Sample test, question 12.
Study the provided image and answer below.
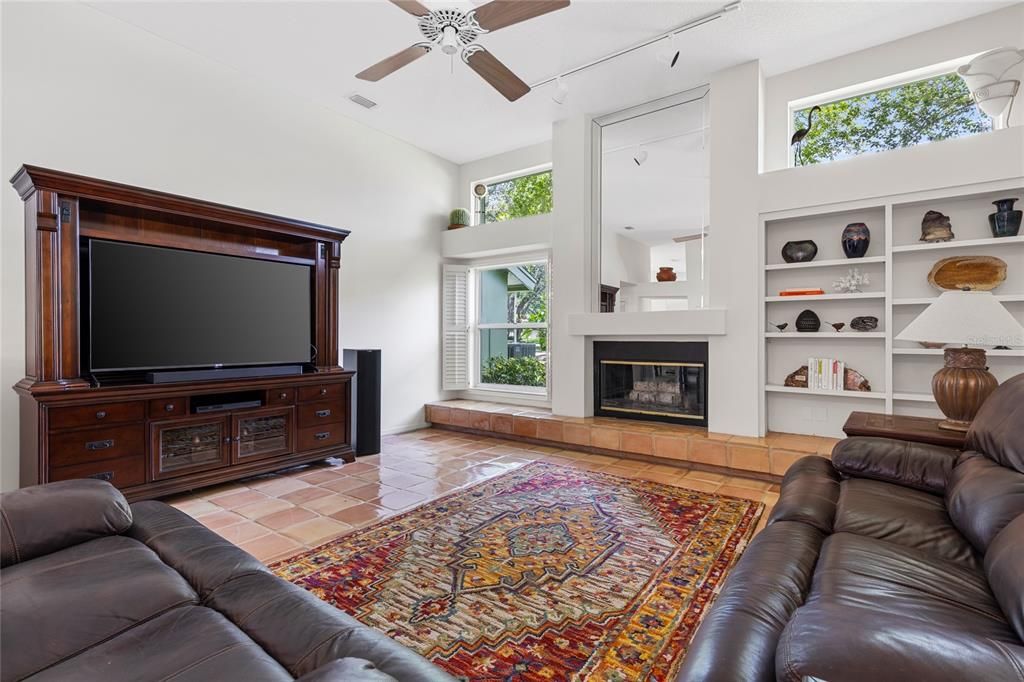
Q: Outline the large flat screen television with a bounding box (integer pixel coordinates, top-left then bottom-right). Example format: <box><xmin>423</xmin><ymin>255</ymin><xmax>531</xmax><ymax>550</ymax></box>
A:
<box><xmin>87</xmin><ymin>240</ymin><xmax>312</xmax><ymax>373</ymax></box>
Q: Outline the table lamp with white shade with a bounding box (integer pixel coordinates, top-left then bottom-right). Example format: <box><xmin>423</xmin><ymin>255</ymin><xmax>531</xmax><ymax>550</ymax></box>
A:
<box><xmin>896</xmin><ymin>290</ymin><xmax>1024</xmax><ymax>432</ymax></box>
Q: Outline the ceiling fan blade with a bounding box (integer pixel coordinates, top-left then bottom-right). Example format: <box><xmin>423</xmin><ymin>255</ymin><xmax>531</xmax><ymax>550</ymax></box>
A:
<box><xmin>464</xmin><ymin>47</ymin><xmax>530</xmax><ymax>102</ymax></box>
<box><xmin>356</xmin><ymin>44</ymin><xmax>431</xmax><ymax>82</ymax></box>
<box><xmin>472</xmin><ymin>0</ymin><xmax>570</xmax><ymax>32</ymax></box>
<box><xmin>389</xmin><ymin>0</ymin><xmax>431</xmax><ymax>17</ymax></box>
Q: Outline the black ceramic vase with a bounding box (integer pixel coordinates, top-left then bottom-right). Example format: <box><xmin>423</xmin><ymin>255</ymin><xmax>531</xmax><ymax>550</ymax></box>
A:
<box><xmin>796</xmin><ymin>309</ymin><xmax>820</xmax><ymax>333</ymax></box>
<box><xmin>781</xmin><ymin>240</ymin><xmax>818</xmax><ymax>263</ymax></box>
<box><xmin>989</xmin><ymin>198</ymin><xmax>1022</xmax><ymax>238</ymax></box>
<box><xmin>841</xmin><ymin>222</ymin><xmax>870</xmax><ymax>258</ymax></box>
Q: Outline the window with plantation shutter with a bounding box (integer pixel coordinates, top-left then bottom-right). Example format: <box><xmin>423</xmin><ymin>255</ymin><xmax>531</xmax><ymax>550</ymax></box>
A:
<box><xmin>442</xmin><ymin>264</ymin><xmax>470</xmax><ymax>390</ymax></box>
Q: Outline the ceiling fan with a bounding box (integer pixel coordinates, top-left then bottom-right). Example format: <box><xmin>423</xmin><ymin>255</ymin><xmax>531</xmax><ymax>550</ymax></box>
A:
<box><xmin>356</xmin><ymin>0</ymin><xmax>570</xmax><ymax>102</ymax></box>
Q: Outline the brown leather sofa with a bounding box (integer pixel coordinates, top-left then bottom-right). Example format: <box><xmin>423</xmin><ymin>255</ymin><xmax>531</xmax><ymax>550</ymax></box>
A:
<box><xmin>678</xmin><ymin>373</ymin><xmax>1024</xmax><ymax>682</ymax></box>
<box><xmin>0</xmin><ymin>481</ymin><xmax>455</xmax><ymax>682</ymax></box>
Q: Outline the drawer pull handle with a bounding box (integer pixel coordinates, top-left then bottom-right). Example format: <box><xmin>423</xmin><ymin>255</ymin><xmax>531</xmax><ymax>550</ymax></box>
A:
<box><xmin>279</xmin><ymin>392</ymin><xmax>288</xmax><ymax>400</ymax></box>
<box><xmin>314</xmin><ymin>431</ymin><xmax>330</xmax><ymax>441</ymax></box>
<box><xmin>164</xmin><ymin>403</ymin><xmax>176</xmax><ymax>412</ymax></box>
<box><xmin>316</xmin><ymin>409</ymin><xmax>331</xmax><ymax>418</ymax></box>
<box><xmin>88</xmin><ymin>471</ymin><xmax>114</xmax><ymax>482</ymax></box>
<box><xmin>96</xmin><ymin>411</ymin><xmax>107</xmax><ymax>419</ymax></box>
<box><xmin>86</xmin><ymin>439</ymin><xmax>114</xmax><ymax>451</ymax></box>
<box><xmin>320</xmin><ymin>388</ymin><xmax>328</xmax><ymax>395</ymax></box>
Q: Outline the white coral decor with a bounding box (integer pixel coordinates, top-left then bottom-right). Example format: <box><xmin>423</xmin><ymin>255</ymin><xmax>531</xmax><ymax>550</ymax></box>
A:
<box><xmin>833</xmin><ymin>268</ymin><xmax>870</xmax><ymax>294</ymax></box>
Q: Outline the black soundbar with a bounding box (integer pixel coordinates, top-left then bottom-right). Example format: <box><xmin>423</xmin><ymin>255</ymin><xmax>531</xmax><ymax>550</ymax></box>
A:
<box><xmin>196</xmin><ymin>399</ymin><xmax>263</xmax><ymax>413</ymax></box>
<box><xmin>146</xmin><ymin>364</ymin><xmax>303</xmax><ymax>384</ymax></box>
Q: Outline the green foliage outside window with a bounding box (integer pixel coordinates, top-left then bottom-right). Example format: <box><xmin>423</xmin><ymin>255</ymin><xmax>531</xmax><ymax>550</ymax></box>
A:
<box><xmin>508</xmin><ymin>263</ymin><xmax>547</xmax><ymax>352</ymax></box>
<box><xmin>482</xmin><ymin>170</ymin><xmax>553</xmax><ymax>223</ymax></box>
<box><xmin>793</xmin><ymin>73</ymin><xmax>991</xmax><ymax>166</ymax></box>
<box><xmin>480</xmin><ymin>356</ymin><xmax>546</xmax><ymax>387</ymax></box>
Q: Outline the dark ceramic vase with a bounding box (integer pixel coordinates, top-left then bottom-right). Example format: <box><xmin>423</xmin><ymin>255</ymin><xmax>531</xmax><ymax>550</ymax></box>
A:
<box><xmin>796</xmin><ymin>309</ymin><xmax>820</xmax><ymax>333</ymax></box>
<box><xmin>781</xmin><ymin>240</ymin><xmax>818</xmax><ymax>263</ymax></box>
<box><xmin>841</xmin><ymin>222</ymin><xmax>870</xmax><ymax>258</ymax></box>
<box><xmin>989</xmin><ymin>198</ymin><xmax>1022</xmax><ymax>238</ymax></box>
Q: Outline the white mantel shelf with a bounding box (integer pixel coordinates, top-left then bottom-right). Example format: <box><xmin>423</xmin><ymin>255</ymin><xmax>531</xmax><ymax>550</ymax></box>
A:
<box><xmin>568</xmin><ymin>309</ymin><xmax>726</xmax><ymax>337</ymax></box>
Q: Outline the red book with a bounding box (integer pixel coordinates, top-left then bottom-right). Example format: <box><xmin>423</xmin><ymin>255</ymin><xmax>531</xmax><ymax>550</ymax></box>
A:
<box><xmin>778</xmin><ymin>288</ymin><xmax>825</xmax><ymax>296</ymax></box>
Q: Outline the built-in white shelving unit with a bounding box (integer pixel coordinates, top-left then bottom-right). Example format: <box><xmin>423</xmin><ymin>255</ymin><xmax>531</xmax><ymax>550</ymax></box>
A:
<box><xmin>759</xmin><ymin>178</ymin><xmax>1024</xmax><ymax>437</ymax></box>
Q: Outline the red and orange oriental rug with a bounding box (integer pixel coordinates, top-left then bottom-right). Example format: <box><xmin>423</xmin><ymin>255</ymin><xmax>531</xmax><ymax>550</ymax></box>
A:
<box><xmin>272</xmin><ymin>462</ymin><xmax>763</xmax><ymax>681</ymax></box>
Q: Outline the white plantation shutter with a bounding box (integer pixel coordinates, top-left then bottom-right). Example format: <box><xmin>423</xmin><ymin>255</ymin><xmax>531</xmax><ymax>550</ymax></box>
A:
<box><xmin>442</xmin><ymin>264</ymin><xmax>470</xmax><ymax>390</ymax></box>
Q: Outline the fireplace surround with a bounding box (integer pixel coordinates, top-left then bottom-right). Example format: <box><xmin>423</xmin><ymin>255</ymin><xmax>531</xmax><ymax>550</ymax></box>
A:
<box><xmin>593</xmin><ymin>342</ymin><xmax>708</xmax><ymax>427</ymax></box>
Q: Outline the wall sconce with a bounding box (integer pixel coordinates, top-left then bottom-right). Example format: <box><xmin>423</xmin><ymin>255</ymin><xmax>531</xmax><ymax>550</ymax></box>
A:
<box><xmin>957</xmin><ymin>47</ymin><xmax>1023</xmax><ymax>129</ymax></box>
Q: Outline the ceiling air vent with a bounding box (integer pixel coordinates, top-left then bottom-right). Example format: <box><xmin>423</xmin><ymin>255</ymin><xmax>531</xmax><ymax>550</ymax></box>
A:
<box><xmin>348</xmin><ymin>94</ymin><xmax>377</xmax><ymax>109</ymax></box>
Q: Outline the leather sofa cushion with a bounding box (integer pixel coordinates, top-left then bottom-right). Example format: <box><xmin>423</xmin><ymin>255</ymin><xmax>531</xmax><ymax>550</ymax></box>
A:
<box><xmin>127</xmin><ymin>501</ymin><xmax>269</xmax><ymax>601</ymax></box>
<box><xmin>295</xmin><ymin>658</ymin><xmax>400</xmax><ymax>682</ymax></box>
<box><xmin>676</xmin><ymin>521</ymin><xmax>824</xmax><ymax>682</ymax></box>
<box><xmin>0</xmin><ymin>535</ymin><xmax>198</xmax><ymax>680</ymax></box>
<box><xmin>802</xmin><ymin>532</ymin><xmax>1014</xmax><ymax>641</ymax></box>
<box><xmin>775</xmin><ymin>532</ymin><xmax>1024</xmax><ymax>681</ymax></box>
<box><xmin>1</xmin><ymin>479</ymin><xmax>132</xmax><ymax>568</ymax></box>
<box><xmin>776</xmin><ymin>601</ymin><xmax>1024</xmax><ymax>682</ymax></box>
<box><xmin>946</xmin><ymin>451</ymin><xmax>1024</xmax><ymax>553</ymax></box>
<box><xmin>206</xmin><ymin>569</ymin><xmax>454</xmax><ymax>681</ymax></box>
<box><xmin>834</xmin><ymin>478</ymin><xmax>977</xmax><ymax>567</ymax></box>
<box><xmin>986</xmin><ymin>514</ymin><xmax>1024</xmax><ymax>642</ymax></box>
<box><xmin>966</xmin><ymin>373</ymin><xmax>1024</xmax><ymax>474</ymax></box>
<box><xmin>28</xmin><ymin>606</ymin><xmax>293</xmax><ymax>681</ymax></box>
<box><xmin>831</xmin><ymin>437</ymin><xmax>957</xmax><ymax>495</ymax></box>
<box><xmin>767</xmin><ymin>456</ymin><xmax>840</xmax><ymax>533</ymax></box>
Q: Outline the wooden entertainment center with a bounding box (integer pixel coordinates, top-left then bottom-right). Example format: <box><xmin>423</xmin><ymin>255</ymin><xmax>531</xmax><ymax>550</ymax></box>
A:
<box><xmin>12</xmin><ymin>166</ymin><xmax>354</xmax><ymax>501</ymax></box>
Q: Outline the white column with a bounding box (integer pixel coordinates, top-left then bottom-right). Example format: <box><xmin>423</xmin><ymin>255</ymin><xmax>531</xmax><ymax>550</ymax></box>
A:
<box><xmin>550</xmin><ymin>115</ymin><xmax>595</xmax><ymax>417</ymax></box>
<box><xmin>707</xmin><ymin>60</ymin><xmax>764</xmax><ymax>436</ymax></box>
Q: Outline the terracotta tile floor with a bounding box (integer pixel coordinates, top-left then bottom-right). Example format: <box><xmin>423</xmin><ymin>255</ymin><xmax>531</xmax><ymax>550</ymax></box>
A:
<box><xmin>165</xmin><ymin>428</ymin><xmax>781</xmax><ymax>564</ymax></box>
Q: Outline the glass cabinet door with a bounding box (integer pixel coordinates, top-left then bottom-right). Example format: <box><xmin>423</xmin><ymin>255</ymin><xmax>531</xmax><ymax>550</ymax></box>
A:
<box><xmin>233</xmin><ymin>408</ymin><xmax>293</xmax><ymax>463</ymax></box>
<box><xmin>151</xmin><ymin>417</ymin><xmax>229</xmax><ymax>479</ymax></box>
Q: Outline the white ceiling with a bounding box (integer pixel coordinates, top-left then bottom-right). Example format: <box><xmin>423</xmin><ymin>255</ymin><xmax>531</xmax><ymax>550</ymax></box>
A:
<box><xmin>89</xmin><ymin>0</ymin><xmax>1009</xmax><ymax>164</ymax></box>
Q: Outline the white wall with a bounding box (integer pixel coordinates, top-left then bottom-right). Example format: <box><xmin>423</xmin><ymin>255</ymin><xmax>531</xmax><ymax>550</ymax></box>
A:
<box><xmin>763</xmin><ymin>4</ymin><xmax>1024</xmax><ymax>171</ymax></box>
<box><xmin>0</xmin><ymin>2</ymin><xmax>458</xmax><ymax>490</ymax></box>
<box><xmin>601</xmin><ymin>234</ymin><xmax>651</xmax><ymax>289</ymax></box>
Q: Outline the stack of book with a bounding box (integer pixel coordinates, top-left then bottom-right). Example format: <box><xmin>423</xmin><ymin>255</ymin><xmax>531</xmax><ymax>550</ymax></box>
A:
<box><xmin>778</xmin><ymin>287</ymin><xmax>825</xmax><ymax>296</ymax></box>
<box><xmin>807</xmin><ymin>357</ymin><xmax>845</xmax><ymax>391</ymax></box>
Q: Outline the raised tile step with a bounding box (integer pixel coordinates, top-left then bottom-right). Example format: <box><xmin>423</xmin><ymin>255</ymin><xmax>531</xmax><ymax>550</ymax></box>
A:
<box><xmin>424</xmin><ymin>400</ymin><xmax>839</xmax><ymax>479</ymax></box>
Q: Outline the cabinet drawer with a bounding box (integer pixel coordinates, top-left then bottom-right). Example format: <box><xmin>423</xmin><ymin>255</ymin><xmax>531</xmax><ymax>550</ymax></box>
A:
<box><xmin>297</xmin><ymin>400</ymin><xmax>345</xmax><ymax>428</ymax></box>
<box><xmin>149</xmin><ymin>398</ymin><xmax>186</xmax><ymax>418</ymax></box>
<box><xmin>268</xmin><ymin>388</ymin><xmax>296</xmax><ymax>406</ymax></box>
<box><xmin>49</xmin><ymin>401</ymin><xmax>144</xmax><ymax>430</ymax></box>
<box><xmin>50</xmin><ymin>455</ymin><xmax>145</xmax><ymax>488</ymax></box>
<box><xmin>297</xmin><ymin>383</ymin><xmax>344</xmax><ymax>403</ymax></box>
<box><xmin>49</xmin><ymin>424</ymin><xmax>146</xmax><ymax>467</ymax></box>
<box><xmin>297</xmin><ymin>424</ymin><xmax>346</xmax><ymax>451</ymax></box>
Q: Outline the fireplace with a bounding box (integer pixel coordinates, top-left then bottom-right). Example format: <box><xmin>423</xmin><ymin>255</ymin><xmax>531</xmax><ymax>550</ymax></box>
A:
<box><xmin>593</xmin><ymin>342</ymin><xmax>707</xmax><ymax>427</ymax></box>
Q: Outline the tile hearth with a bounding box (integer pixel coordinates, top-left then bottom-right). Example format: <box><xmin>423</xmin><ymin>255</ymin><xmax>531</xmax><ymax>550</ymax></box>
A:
<box><xmin>166</xmin><ymin>428</ymin><xmax>781</xmax><ymax>564</ymax></box>
<box><xmin>425</xmin><ymin>399</ymin><xmax>839</xmax><ymax>479</ymax></box>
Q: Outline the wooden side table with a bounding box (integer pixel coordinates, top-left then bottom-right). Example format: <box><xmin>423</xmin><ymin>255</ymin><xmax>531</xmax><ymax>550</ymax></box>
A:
<box><xmin>842</xmin><ymin>411</ymin><xmax>968</xmax><ymax>450</ymax></box>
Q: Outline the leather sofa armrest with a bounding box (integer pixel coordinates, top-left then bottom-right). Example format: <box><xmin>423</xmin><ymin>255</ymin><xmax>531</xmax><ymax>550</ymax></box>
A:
<box><xmin>767</xmin><ymin>456</ymin><xmax>840</xmax><ymax>534</ymax></box>
<box><xmin>0</xmin><ymin>479</ymin><xmax>132</xmax><ymax>567</ymax></box>
<box><xmin>831</xmin><ymin>437</ymin><xmax>958</xmax><ymax>495</ymax></box>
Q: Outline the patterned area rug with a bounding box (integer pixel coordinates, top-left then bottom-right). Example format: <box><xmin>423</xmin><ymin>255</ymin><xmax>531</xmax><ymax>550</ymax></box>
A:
<box><xmin>271</xmin><ymin>462</ymin><xmax>763</xmax><ymax>681</ymax></box>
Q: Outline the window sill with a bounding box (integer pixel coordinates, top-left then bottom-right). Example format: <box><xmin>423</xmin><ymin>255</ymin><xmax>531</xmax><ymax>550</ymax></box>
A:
<box><xmin>459</xmin><ymin>387</ymin><xmax>551</xmax><ymax>408</ymax></box>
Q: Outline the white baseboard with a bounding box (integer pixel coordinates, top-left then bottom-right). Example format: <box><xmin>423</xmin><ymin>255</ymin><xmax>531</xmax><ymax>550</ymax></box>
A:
<box><xmin>382</xmin><ymin>420</ymin><xmax>430</xmax><ymax>436</ymax></box>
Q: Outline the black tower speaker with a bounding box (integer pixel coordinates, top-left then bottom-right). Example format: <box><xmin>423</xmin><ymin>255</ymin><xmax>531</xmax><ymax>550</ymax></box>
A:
<box><xmin>343</xmin><ymin>349</ymin><xmax>381</xmax><ymax>456</ymax></box>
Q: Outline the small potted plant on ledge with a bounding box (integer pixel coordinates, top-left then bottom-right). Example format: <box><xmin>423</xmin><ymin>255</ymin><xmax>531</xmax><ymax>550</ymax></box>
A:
<box><xmin>448</xmin><ymin>208</ymin><xmax>470</xmax><ymax>230</ymax></box>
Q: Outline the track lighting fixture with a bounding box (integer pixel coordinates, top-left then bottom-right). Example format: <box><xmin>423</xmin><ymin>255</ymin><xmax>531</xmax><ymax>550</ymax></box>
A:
<box><xmin>552</xmin><ymin>75</ymin><xmax>569</xmax><ymax>104</ymax></box>
<box><xmin>633</xmin><ymin>145</ymin><xmax>648</xmax><ymax>166</ymax></box>
<box><xmin>658</xmin><ymin>34</ymin><xmax>680</xmax><ymax>68</ymax></box>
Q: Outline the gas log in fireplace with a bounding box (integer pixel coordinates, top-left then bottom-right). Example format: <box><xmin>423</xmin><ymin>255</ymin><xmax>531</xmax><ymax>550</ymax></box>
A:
<box><xmin>593</xmin><ymin>342</ymin><xmax>707</xmax><ymax>427</ymax></box>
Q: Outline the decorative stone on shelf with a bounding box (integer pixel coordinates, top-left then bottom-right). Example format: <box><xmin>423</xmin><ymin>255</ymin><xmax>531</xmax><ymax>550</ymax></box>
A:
<box><xmin>920</xmin><ymin>210</ymin><xmax>955</xmax><ymax>242</ymax></box>
<box><xmin>784</xmin><ymin>365</ymin><xmax>872</xmax><ymax>392</ymax></box>
<box><xmin>928</xmin><ymin>255</ymin><xmax>1007</xmax><ymax>291</ymax></box>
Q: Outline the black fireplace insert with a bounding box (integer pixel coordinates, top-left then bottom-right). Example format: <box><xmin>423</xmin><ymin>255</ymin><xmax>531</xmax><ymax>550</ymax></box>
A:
<box><xmin>593</xmin><ymin>341</ymin><xmax>708</xmax><ymax>427</ymax></box>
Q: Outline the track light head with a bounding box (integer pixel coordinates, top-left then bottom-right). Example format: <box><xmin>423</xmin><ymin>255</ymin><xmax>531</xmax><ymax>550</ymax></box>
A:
<box><xmin>552</xmin><ymin>75</ymin><xmax>569</xmax><ymax>104</ymax></box>
<box><xmin>633</xmin><ymin>147</ymin><xmax>648</xmax><ymax>166</ymax></box>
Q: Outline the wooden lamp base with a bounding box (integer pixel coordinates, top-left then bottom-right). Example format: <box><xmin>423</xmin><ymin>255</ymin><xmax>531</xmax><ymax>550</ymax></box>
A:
<box><xmin>932</xmin><ymin>347</ymin><xmax>998</xmax><ymax>432</ymax></box>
